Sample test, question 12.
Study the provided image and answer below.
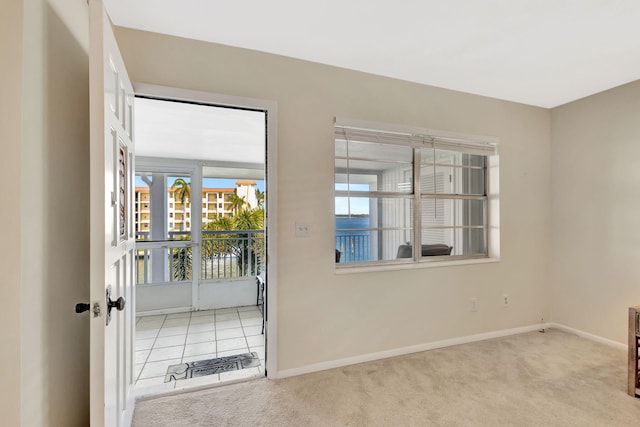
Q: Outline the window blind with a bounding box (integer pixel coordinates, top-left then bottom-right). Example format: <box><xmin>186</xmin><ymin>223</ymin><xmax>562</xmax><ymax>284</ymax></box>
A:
<box><xmin>335</xmin><ymin>124</ymin><xmax>498</xmax><ymax>157</ymax></box>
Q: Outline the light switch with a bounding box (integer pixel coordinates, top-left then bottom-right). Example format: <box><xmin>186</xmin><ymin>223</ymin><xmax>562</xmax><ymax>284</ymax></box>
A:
<box><xmin>295</xmin><ymin>221</ymin><xmax>311</xmax><ymax>237</ymax></box>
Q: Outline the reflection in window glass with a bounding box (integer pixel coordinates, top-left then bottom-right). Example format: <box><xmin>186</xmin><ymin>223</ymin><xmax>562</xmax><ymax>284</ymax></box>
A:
<box><xmin>335</xmin><ymin>124</ymin><xmax>496</xmax><ymax>266</ymax></box>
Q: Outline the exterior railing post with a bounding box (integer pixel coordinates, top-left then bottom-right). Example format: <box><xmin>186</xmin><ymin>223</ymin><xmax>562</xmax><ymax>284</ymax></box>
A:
<box><xmin>247</xmin><ymin>230</ymin><xmax>253</xmax><ymax>277</ymax></box>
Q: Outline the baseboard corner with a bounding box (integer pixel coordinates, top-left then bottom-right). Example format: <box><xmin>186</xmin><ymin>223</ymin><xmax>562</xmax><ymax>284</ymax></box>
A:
<box><xmin>549</xmin><ymin>322</ymin><xmax>626</xmax><ymax>351</ymax></box>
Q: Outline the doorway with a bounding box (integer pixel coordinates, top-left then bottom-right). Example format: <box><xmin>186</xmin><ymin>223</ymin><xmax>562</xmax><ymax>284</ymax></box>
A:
<box><xmin>131</xmin><ymin>94</ymin><xmax>270</xmax><ymax>396</ymax></box>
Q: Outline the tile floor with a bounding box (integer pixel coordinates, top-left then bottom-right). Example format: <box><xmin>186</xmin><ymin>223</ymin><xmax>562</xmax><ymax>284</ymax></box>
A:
<box><xmin>135</xmin><ymin>305</ymin><xmax>265</xmax><ymax>397</ymax></box>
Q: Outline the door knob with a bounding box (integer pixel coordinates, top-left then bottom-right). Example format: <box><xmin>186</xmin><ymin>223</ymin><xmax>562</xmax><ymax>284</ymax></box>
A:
<box><xmin>105</xmin><ymin>285</ymin><xmax>125</xmax><ymax>326</ymax></box>
<box><xmin>108</xmin><ymin>296</ymin><xmax>126</xmax><ymax>312</ymax></box>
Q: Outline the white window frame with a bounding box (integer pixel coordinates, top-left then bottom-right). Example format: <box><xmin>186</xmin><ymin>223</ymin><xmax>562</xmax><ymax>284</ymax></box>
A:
<box><xmin>335</xmin><ymin>117</ymin><xmax>500</xmax><ymax>271</ymax></box>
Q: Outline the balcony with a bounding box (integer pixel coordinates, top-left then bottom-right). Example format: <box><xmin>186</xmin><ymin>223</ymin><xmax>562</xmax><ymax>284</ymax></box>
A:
<box><xmin>134</xmin><ymin>231</ymin><xmax>266</xmax><ymax>395</ymax></box>
<box><xmin>134</xmin><ymin>305</ymin><xmax>265</xmax><ymax>396</ymax></box>
<box><xmin>202</xmin><ymin>230</ymin><xmax>264</xmax><ymax>280</ymax></box>
<box><xmin>136</xmin><ymin>229</ymin><xmax>264</xmax><ymax>283</ymax></box>
<box><xmin>132</xmin><ymin>98</ymin><xmax>269</xmax><ymax>394</ymax></box>
<box><xmin>336</xmin><ymin>233</ymin><xmax>371</xmax><ymax>263</ymax></box>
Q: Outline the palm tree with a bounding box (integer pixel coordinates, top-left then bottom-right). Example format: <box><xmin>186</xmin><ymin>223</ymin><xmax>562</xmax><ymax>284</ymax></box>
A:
<box><xmin>202</xmin><ymin>215</ymin><xmax>235</xmax><ymax>261</ymax></box>
<box><xmin>255</xmin><ymin>189</ymin><xmax>265</xmax><ymax>208</ymax></box>
<box><xmin>210</xmin><ymin>215</ymin><xmax>234</xmax><ymax>231</ymax></box>
<box><xmin>200</xmin><ymin>206</ymin><xmax>265</xmax><ymax>279</ymax></box>
<box><xmin>171</xmin><ymin>247</ymin><xmax>192</xmax><ymax>281</ymax></box>
<box><xmin>170</xmin><ymin>177</ymin><xmax>192</xmax><ymax>279</ymax></box>
<box><xmin>232</xmin><ymin>207</ymin><xmax>264</xmax><ymax>275</ymax></box>
<box><xmin>171</xmin><ymin>177</ymin><xmax>191</xmax><ymax>204</ymax></box>
<box><xmin>170</xmin><ymin>178</ymin><xmax>191</xmax><ymax>233</ymax></box>
<box><xmin>233</xmin><ymin>207</ymin><xmax>264</xmax><ymax>230</ymax></box>
<box><xmin>228</xmin><ymin>192</ymin><xmax>246</xmax><ymax>214</ymax></box>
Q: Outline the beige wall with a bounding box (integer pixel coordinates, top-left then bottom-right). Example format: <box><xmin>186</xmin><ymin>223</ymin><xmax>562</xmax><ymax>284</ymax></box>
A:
<box><xmin>0</xmin><ymin>1</ymin><xmax>24</xmax><ymax>425</ymax></box>
<box><xmin>115</xmin><ymin>27</ymin><xmax>552</xmax><ymax>372</ymax></box>
<box><xmin>3</xmin><ymin>1</ymin><xmax>636</xmax><ymax>422</ymax></box>
<box><xmin>3</xmin><ymin>0</ymin><xmax>90</xmax><ymax>425</ymax></box>
<box><xmin>44</xmin><ymin>2</ymin><xmax>90</xmax><ymax>424</ymax></box>
<box><xmin>6</xmin><ymin>3</ymin><xmax>635</xmax><ymax>424</ymax></box>
<box><xmin>550</xmin><ymin>80</ymin><xmax>640</xmax><ymax>344</ymax></box>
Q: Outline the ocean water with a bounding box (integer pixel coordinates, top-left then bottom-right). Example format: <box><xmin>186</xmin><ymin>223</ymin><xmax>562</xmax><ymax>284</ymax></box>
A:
<box><xmin>336</xmin><ymin>215</ymin><xmax>370</xmax><ymax>231</ymax></box>
<box><xmin>335</xmin><ymin>216</ymin><xmax>370</xmax><ymax>262</ymax></box>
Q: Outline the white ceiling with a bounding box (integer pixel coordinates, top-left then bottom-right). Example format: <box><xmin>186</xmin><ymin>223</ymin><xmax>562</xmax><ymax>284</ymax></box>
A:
<box><xmin>135</xmin><ymin>97</ymin><xmax>265</xmax><ymax>170</ymax></box>
<box><xmin>105</xmin><ymin>0</ymin><xmax>640</xmax><ymax>108</ymax></box>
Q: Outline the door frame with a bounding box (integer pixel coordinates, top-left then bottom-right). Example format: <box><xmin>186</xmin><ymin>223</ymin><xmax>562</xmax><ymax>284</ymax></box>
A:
<box><xmin>134</xmin><ymin>83</ymin><xmax>279</xmax><ymax>378</ymax></box>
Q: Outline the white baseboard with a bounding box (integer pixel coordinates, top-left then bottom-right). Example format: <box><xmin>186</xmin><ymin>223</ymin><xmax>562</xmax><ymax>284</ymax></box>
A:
<box><xmin>136</xmin><ymin>306</ymin><xmax>192</xmax><ymax>317</ymax></box>
<box><xmin>276</xmin><ymin>323</ymin><xmax>551</xmax><ymax>379</ymax></box>
<box><xmin>549</xmin><ymin>322</ymin><xmax>627</xmax><ymax>351</ymax></box>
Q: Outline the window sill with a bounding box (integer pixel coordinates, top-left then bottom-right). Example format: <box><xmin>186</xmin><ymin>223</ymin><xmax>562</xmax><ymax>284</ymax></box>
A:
<box><xmin>335</xmin><ymin>256</ymin><xmax>500</xmax><ymax>275</ymax></box>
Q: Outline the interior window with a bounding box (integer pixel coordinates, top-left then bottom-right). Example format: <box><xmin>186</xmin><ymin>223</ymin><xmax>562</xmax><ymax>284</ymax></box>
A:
<box><xmin>334</xmin><ymin>121</ymin><xmax>498</xmax><ymax>267</ymax></box>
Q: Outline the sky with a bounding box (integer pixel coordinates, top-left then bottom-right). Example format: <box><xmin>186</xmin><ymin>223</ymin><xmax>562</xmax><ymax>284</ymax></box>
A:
<box><xmin>335</xmin><ymin>183</ymin><xmax>370</xmax><ymax>215</ymax></box>
<box><xmin>135</xmin><ymin>178</ymin><xmax>366</xmax><ymax>214</ymax></box>
<box><xmin>135</xmin><ymin>175</ymin><xmax>265</xmax><ymax>192</ymax></box>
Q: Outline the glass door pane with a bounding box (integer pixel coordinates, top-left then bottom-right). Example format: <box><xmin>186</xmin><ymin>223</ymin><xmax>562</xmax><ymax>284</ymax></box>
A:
<box><xmin>134</xmin><ymin>172</ymin><xmax>193</xmax><ymax>285</ymax></box>
<box><xmin>201</xmin><ymin>176</ymin><xmax>265</xmax><ymax>281</ymax></box>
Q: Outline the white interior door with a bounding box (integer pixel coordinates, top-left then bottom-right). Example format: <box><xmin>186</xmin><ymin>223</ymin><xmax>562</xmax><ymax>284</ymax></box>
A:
<box><xmin>89</xmin><ymin>1</ymin><xmax>136</xmax><ymax>425</ymax></box>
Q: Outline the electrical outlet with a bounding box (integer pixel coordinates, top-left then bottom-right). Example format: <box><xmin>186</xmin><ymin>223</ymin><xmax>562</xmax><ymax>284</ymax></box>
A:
<box><xmin>503</xmin><ymin>294</ymin><xmax>510</xmax><ymax>308</ymax></box>
<box><xmin>470</xmin><ymin>297</ymin><xmax>478</xmax><ymax>312</ymax></box>
<box><xmin>295</xmin><ymin>221</ymin><xmax>311</xmax><ymax>237</ymax></box>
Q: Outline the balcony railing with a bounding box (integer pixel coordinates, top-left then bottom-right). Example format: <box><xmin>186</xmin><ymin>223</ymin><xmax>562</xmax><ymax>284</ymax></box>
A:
<box><xmin>201</xmin><ymin>229</ymin><xmax>264</xmax><ymax>280</ymax></box>
<box><xmin>335</xmin><ymin>233</ymin><xmax>370</xmax><ymax>263</ymax></box>
<box><xmin>135</xmin><ymin>230</ymin><xmax>264</xmax><ymax>285</ymax></box>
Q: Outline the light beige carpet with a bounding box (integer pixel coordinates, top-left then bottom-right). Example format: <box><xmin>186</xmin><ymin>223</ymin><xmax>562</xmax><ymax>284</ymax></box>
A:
<box><xmin>132</xmin><ymin>329</ymin><xmax>640</xmax><ymax>426</ymax></box>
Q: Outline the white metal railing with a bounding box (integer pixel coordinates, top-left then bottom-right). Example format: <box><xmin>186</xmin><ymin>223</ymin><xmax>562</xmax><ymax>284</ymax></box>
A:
<box><xmin>201</xmin><ymin>229</ymin><xmax>264</xmax><ymax>280</ymax></box>
<box><xmin>135</xmin><ymin>239</ymin><xmax>192</xmax><ymax>284</ymax></box>
<box><xmin>335</xmin><ymin>233</ymin><xmax>371</xmax><ymax>262</ymax></box>
<box><xmin>135</xmin><ymin>230</ymin><xmax>264</xmax><ymax>285</ymax></box>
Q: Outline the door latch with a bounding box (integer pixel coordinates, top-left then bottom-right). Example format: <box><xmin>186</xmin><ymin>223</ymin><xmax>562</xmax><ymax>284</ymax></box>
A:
<box><xmin>75</xmin><ymin>302</ymin><xmax>101</xmax><ymax>318</ymax></box>
<box><xmin>75</xmin><ymin>303</ymin><xmax>90</xmax><ymax>313</ymax></box>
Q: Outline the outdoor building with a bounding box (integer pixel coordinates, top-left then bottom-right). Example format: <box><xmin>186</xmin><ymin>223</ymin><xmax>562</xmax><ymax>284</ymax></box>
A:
<box><xmin>235</xmin><ymin>179</ymin><xmax>258</xmax><ymax>209</ymax></box>
<box><xmin>134</xmin><ymin>180</ymin><xmax>258</xmax><ymax>235</ymax></box>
